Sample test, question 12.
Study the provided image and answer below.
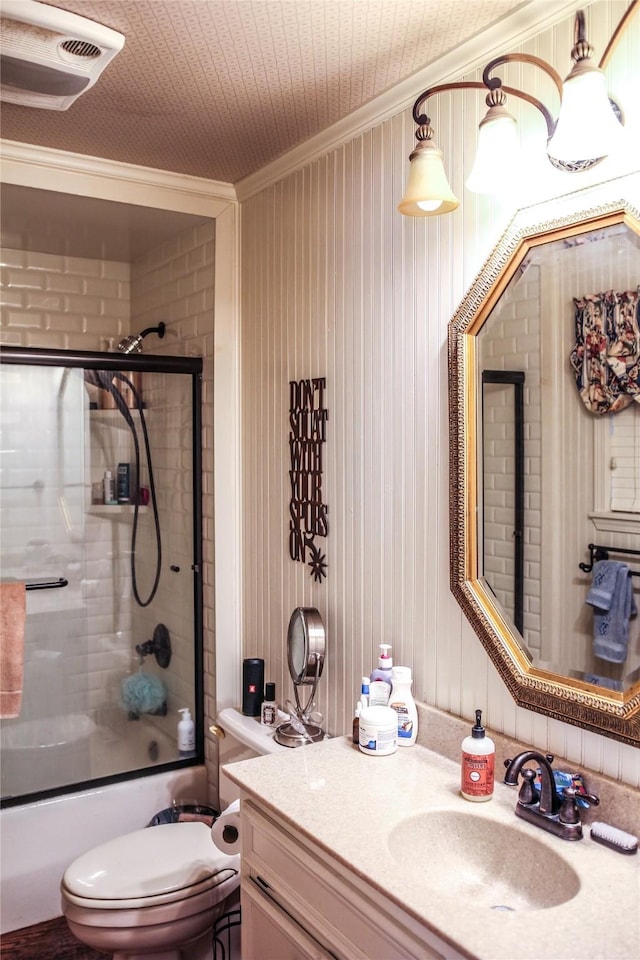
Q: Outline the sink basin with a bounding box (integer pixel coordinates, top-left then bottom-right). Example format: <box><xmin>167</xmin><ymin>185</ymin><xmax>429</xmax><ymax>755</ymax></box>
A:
<box><xmin>387</xmin><ymin>810</ymin><xmax>581</xmax><ymax>912</ymax></box>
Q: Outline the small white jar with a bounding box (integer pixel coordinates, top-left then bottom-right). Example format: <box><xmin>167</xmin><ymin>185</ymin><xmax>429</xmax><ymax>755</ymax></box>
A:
<box><xmin>358</xmin><ymin>705</ymin><xmax>398</xmax><ymax>756</ymax></box>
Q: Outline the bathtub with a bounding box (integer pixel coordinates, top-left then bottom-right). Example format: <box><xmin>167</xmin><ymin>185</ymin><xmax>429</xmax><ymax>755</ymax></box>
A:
<box><xmin>0</xmin><ymin>714</ymin><xmax>96</xmax><ymax>797</ymax></box>
<box><xmin>0</xmin><ymin>763</ymin><xmax>208</xmax><ymax>933</ymax></box>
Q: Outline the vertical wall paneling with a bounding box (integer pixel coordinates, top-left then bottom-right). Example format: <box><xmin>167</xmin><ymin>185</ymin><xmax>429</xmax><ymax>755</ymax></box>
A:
<box><xmin>240</xmin><ymin>1</ymin><xmax>640</xmax><ymax>784</ymax></box>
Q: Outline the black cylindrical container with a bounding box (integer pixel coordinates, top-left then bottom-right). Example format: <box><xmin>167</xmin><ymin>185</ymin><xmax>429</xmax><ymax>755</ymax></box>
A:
<box><xmin>242</xmin><ymin>658</ymin><xmax>265</xmax><ymax>716</ymax></box>
<box><xmin>117</xmin><ymin>462</ymin><xmax>131</xmax><ymax>503</ymax></box>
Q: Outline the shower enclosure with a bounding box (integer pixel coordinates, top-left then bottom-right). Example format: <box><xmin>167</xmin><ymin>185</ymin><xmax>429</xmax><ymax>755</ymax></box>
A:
<box><xmin>0</xmin><ymin>346</ymin><xmax>203</xmax><ymax>806</ymax></box>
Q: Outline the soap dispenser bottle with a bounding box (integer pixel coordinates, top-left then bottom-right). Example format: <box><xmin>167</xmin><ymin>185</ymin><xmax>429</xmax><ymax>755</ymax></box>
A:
<box><xmin>177</xmin><ymin>708</ymin><xmax>196</xmax><ymax>758</ymax></box>
<box><xmin>461</xmin><ymin>708</ymin><xmax>495</xmax><ymax>801</ymax></box>
<box><xmin>370</xmin><ymin>643</ymin><xmax>393</xmax><ymax>689</ymax></box>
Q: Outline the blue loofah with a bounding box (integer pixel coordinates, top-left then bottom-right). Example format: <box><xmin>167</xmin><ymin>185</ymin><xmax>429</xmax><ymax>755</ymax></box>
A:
<box><xmin>121</xmin><ymin>671</ymin><xmax>167</xmax><ymax>716</ymax></box>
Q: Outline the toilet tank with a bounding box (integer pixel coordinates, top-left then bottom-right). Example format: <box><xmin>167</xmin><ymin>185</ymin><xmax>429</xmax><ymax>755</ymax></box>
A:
<box><xmin>215</xmin><ymin>707</ymin><xmax>287</xmax><ymax>809</ymax></box>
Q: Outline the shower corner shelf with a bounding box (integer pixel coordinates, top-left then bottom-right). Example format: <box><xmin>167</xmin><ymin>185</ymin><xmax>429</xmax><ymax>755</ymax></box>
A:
<box><xmin>88</xmin><ymin>505</ymin><xmax>148</xmax><ymax>519</ymax></box>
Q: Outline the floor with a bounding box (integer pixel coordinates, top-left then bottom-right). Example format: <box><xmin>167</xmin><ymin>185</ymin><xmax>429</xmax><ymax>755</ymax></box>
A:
<box><xmin>1</xmin><ymin>913</ymin><xmax>242</xmax><ymax>960</ymax></box>
<box><xmin>1</xmin><ymin>917</ymin><xmax>104</xmax><ymax>960</ymax></box>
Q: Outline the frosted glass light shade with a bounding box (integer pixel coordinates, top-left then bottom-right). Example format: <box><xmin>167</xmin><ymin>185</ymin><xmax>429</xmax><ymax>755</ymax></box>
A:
<box><xmin>398</xmin><ymin>140</ymin><xmax>458</xmax><ymax>217</ymax></box>
<box><xmin>547</xmin><ymin>67</ymin><xmax>624</xmax><ymax>163</ymax></box>
<box><xmin>466</xmin><ymin>112</ymin><xmax>520</xmax><ymax>195</ymax></box>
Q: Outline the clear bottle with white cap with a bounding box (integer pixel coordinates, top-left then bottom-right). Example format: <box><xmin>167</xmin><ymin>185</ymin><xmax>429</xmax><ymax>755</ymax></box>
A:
<box><xmin>103</xmin><ymin>470</ymin><xmax>116</xmax><ymax>505</ymax></box>
<box><xmin>177</xmin><ymin>707</ymin><xmax>195</xmax><ymax>758</ymax></box>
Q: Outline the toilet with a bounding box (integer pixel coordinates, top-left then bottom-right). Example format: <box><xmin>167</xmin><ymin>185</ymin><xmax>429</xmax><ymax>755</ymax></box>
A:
<box><xmin>60</xmin><ymin>708</ymin><xmax>287</xmax><ymax>960</ymax></box>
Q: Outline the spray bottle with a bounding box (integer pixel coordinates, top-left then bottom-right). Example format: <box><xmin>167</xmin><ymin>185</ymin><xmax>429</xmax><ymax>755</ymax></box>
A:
<box><xmin>178</xmin><ymin>708</ymin><xmax>196</xmax><ymax>758</ymax></box>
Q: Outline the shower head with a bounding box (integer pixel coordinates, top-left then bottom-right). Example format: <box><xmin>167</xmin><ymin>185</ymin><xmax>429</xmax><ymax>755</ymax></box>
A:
<box><xmin>117</xmin><ymin>322</ymin><xmax>166</xmax><ymax>355</ymax></box>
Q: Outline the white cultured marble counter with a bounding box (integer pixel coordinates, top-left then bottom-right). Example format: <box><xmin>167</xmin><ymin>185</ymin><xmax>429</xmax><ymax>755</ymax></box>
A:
<box><xmin>225</xmin><ymin>735</ymin><xmax>640</xmax><ymax>960</ymax></box>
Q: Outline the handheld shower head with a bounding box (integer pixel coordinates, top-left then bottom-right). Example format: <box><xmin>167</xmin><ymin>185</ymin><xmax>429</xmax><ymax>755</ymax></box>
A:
<box><xmin>117</xmin><ymin>322</ymin><xmax>166</xmax><ymax>354</ymax></box>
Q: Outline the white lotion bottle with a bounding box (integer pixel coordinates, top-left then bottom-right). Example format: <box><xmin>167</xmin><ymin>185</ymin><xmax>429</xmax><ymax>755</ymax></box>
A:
<box><xmin>103</xmin><ymin>470</ymin><xmax>116</xmax><ymax>505</ymax></box>
<box><xmin>389</xmin><ymin>666</ymin><xmax>418</xmax><ymax>746</ymax></box>
<box><xmin>177</xmin><ymin>707</ymin><xmax>196</xmax><ymax>758</ymax></box>
<box><xmin>461</xmin><ymin>708</ymin><xmax>495</xmax><ymax>801</ymax></box>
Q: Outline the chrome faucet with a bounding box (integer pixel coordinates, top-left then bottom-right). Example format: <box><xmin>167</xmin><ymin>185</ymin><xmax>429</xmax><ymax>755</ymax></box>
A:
<box><xmin>503</xmin><ymin>751</ymin><xmax>599</xmax><ymax>841</ymax></box>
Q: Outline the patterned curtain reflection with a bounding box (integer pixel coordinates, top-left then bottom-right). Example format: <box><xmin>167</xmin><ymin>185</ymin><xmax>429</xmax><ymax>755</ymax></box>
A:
<box><xmin>570</xmin><ymin>287</ymin><xmax>640</xmax><ymax>414</ymax></box>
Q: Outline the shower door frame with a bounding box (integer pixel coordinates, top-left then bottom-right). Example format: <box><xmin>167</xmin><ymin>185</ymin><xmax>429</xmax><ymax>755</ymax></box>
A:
<box><xmin>0</xmin><ymin>345</ymin><xmax>204</xmax><ymax>808</ymax></box>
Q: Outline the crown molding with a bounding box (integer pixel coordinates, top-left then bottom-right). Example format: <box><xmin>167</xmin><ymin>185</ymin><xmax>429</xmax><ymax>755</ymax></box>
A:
<box><xmin>0</xmin><ymin>0</ymin><xmax>591</xmax><ymax>208</ymax></box>
<box><xmin>235</xmin><ymin>0</ymin><xmax>586</xmax><ymax>202</ymax></box>
<box><xmin>0</xmin><ymin>139</ymin><xmax>237</xmax><ymax>216</ymax></box>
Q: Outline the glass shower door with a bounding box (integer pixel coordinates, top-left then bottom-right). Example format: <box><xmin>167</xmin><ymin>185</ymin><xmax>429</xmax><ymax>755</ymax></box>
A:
<box><xmin>0</xmin><ymin>363</ymin><xmax>92</xmax><ymax>797</ymax></box>
<box><xmin>0</xmin><ymin>351</ymin><xmax>203</xmax><ymax>805</ymax></box>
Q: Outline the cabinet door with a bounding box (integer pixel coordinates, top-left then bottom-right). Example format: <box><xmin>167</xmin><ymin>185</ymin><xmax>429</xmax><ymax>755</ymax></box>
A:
<box><xmin>242</xmin><ymin>800</ymin><xmax>452</xmax><ymax>960</ymax></box>
<box><xmin>242</xmin><ymin>879</ymin><xmax>336</xmax><ymax>960</ymax></box>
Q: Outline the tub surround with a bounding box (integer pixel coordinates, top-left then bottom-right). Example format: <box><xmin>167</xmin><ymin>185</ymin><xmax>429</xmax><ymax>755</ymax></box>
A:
<box><xmin>225</xmin><ymin>702</ymin><xmax>639</xmax><ymax>960</ymax></box>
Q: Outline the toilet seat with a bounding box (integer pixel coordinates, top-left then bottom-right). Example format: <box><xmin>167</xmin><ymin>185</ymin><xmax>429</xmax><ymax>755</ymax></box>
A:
<box><xmin>61</xmin><ymin>821</ymin><xmax>239</xmax><ymax>911</ymax></box>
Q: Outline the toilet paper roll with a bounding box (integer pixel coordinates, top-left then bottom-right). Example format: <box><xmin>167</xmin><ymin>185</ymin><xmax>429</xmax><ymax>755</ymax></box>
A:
<box><xmin>211</xmin><ymin>800</ymin><xmax>241</xmax><ymax>856</ymax></box>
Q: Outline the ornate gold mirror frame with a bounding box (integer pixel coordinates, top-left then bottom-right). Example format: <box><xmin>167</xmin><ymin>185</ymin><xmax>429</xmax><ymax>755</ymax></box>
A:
<box><xmin>448</xmin><ymin>174</ymin><xmax>640</xmax><ymax>746</ymax></box>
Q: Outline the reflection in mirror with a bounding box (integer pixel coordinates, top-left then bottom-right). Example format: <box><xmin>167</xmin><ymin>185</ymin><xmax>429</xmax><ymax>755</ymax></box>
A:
<box><xmin>481</xmin><ymin>371</ymin><xmax>525</xmax><ymax>635</ymax></box>
<box><xmin>449</xmin><ymin>178</ymin><xmax>640</xmax><ymax>746</ymax></box>
<box><xmin>478</xmin><ymin>219</ymin><xmax>640</xmax><ymax>690</ymax></box>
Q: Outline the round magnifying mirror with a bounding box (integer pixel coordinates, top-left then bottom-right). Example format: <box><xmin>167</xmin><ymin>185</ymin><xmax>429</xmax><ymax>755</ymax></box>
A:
<box><xmin>287</xmin><ymin>607</ymin><xmax>325</xmax><ymax>686</ymax></box>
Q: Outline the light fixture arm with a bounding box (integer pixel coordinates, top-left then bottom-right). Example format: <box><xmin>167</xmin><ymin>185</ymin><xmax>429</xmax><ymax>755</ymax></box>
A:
<box><xmin>599</xmin><ymin>0</ymin><xmax>638</xmax><ymax>68</ymax></box>
<box><xmin>410</xmin><ymin>1</ymin><xmax>640</xmax><ymax>127</ymax></box>
<box><xmin>400</xmin><ymin>4</ymin><xmax>637</xmax><ymax>217</ymax></box>
<box><xmin>482</xmin><ymin>54</ymin><xmax>562</xmax><ymax>138</ymax></box>
<box><xmin>412</xmin><ymin>49</ymin><xmax>564</xmax><ymax>143</ymax></box>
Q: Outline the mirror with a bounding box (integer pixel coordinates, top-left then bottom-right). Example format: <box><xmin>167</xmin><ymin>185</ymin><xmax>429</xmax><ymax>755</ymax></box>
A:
<box><xmin>287</xmin><ymin>606</ymin><xmax>326</xmax><ymax>685</ymax></box>
<box><xmin>275</xmin><ymin>607</ymin><xmax>326</xmax><ymax>747</ymax></box>
<box><xmin>448</xmin><ymin>175</ymin><xmax>640</xmax><ymax>746</ymax></box>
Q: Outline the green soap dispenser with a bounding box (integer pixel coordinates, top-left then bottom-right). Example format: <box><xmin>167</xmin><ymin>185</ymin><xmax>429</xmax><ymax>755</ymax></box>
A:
<box><xmin>461</xmin><ymin>708</ymin><xmax>495</xmax><ymax>801</ymax></box>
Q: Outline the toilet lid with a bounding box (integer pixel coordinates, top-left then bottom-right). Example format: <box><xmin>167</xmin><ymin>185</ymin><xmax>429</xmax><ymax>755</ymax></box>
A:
<box><xmin>63</xmin><ymin>821</ymin><xmax>237</xmax><ymax>901</ymax></box>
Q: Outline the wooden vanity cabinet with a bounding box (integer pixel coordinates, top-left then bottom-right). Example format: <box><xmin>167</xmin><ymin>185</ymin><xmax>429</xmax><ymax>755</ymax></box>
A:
<box><xmin>240</xmin><ymin>796</ymin><xmax>460</xmax><ymax>960</ymax></box>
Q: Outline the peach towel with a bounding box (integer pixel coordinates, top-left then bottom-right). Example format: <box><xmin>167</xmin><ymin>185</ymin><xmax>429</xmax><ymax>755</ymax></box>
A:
<box><xmin>0</xmin><ymin>582</ymin><xmax>27</xmax><ymax>718</ymax></box>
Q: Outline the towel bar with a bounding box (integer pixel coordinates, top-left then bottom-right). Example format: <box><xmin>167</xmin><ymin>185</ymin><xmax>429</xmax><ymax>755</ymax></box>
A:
<box><xmin>579</xmin><ymin>544</ymin><xmax>640</xmax><ymax>577</ymax></box>
<box><xmin>25</xmin><ymin>578</ymin><xmax>69</xmax><ymax>591</ymax></box>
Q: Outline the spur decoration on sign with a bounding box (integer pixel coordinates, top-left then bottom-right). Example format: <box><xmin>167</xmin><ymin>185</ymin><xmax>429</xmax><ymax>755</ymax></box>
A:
<box><xmin>288</xmin><ymin>378</ymin><xmax>328</xmax><ymax>582</ymax></box>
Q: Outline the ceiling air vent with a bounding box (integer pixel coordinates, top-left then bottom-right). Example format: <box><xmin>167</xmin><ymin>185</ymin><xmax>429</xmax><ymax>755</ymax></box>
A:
<box><xmin>0</xmin><ymin>0</ymin><xmax>124</xmax><ymax>111</ymax></box>
<box><xmin>60</xmin><ymin>39</ymin><xmax>103</xmax><ymax>59</ymax></box>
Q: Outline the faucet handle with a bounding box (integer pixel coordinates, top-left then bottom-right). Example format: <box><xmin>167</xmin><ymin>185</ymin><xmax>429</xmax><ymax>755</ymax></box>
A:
<box><xmin>557</xmin><ymin>786</ymin><xmax>599</xmax><ymax>823</ymax></box>
<box><xmin>581</xmin><ymin>791</ymin><xmax>600</xmax><ymax>806</ymax></box>
<box><xmin>558</xmin><ymin>787</ymin><xmax>581</xmax><ymax>825</ymax></box>
<box><xmin>518</xmin><ymin>768</ymin><xmax>538</xmax><ymax>805</ymax></box>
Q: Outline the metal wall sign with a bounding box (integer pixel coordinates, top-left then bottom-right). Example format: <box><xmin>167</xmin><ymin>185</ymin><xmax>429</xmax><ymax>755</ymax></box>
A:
<box><xmin>288</xmin><ymin>378</ymin><xmax>328</xmax><ymax>581</ymax></box>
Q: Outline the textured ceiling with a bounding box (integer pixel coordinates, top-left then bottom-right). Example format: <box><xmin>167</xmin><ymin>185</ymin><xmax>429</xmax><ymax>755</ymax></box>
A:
<box><xmin>1</xmin><ymin>0</ymin><xmax>529</xmax><ymax>185</ymax></box>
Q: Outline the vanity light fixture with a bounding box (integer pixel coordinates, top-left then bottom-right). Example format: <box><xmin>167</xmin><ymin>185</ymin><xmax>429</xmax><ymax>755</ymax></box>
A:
<box><xmin>398</xmin><ymin>3</ymin><xmax>637</xmax><ymax>216</ymax></box>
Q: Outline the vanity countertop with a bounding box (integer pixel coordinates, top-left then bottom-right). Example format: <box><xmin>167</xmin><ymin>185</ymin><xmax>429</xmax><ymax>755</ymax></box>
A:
<box><xmin>225</xmin><ymin>735</ymin><xmax>639</xmax><ymax>960</ymax></box>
